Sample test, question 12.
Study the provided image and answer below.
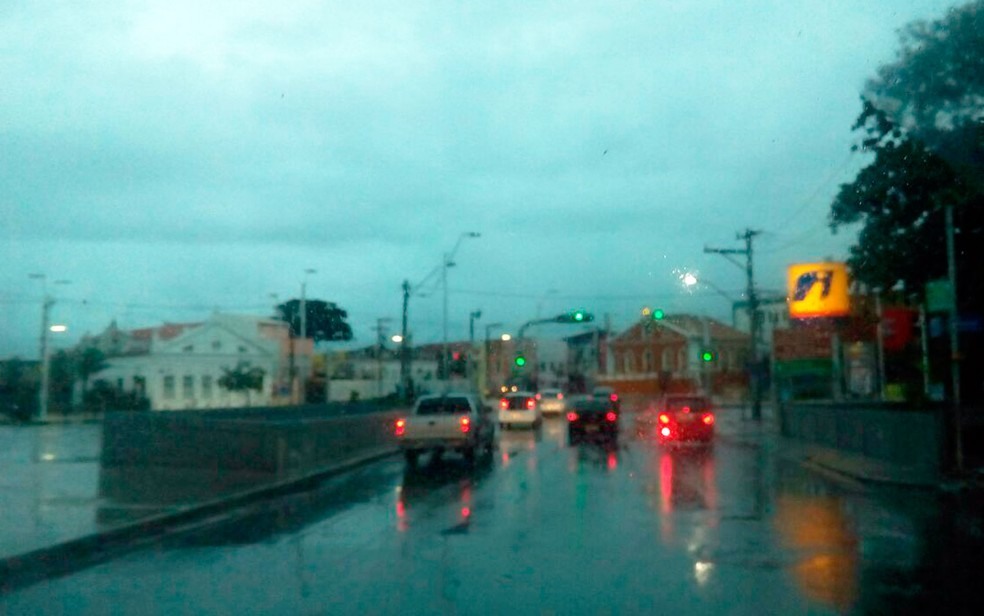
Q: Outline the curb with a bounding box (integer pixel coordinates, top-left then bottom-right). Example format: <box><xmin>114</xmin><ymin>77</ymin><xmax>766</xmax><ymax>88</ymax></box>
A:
<box><xmin>0</xmin><ymin>446</ymin><xmax>399</xmax><ymax>594</ymax></box>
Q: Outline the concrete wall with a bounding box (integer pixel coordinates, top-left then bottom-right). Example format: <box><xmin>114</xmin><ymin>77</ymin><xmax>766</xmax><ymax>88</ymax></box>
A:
<box><xmin>99</xmin><ymin>402</ymin><xmax>404</xmax><ymax>507</ymax></box>
<box><xmin>780</xmin><ymin>401</ymin><xmax>945</xmax><ymax>478</ymax></box>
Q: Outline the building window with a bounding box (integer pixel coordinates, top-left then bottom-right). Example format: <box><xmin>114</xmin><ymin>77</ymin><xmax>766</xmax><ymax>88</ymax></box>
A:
<box><xmin>182</xmin><ymin>376</ymin><xmax>194</xmax><ymax>399</ymax></box>
<box><xmin>202</xmin><ymin>375</ymin><xmax>213</xmax><ymax>398</ymax></box>
<box><xmin>163</xmin><ymin>376</ymin><xmax>175</xmax><ymax>399</ymax></box>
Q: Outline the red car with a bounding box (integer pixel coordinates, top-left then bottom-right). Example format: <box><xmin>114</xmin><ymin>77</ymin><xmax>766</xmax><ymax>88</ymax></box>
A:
<box><xmin>652</xmin><ymin>394</ymin><xmax>715</xmax><ymax>444</ymax></box>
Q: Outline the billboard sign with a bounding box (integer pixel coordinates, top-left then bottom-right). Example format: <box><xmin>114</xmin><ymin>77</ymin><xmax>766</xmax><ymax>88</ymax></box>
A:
<box><xmin>787</xmin><ymin>262</ymin><xmax>850</xmax><ymax>319</ymax></box>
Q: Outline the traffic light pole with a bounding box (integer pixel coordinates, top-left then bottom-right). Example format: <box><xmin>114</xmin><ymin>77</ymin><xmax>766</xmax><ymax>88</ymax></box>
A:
<box><xmin>705</xmin><ymin>229</ymin><xmax>762</xmax><ymax>420</ymax></box>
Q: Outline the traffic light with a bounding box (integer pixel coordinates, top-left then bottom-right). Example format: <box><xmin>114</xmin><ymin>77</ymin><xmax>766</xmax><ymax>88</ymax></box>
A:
<box><xmin>652</xmin><ymin>309</ymin><xmax>665</xmax><ymax>321</ymax></box>
<box><xmin>514</xmin><ymin>354</ymin><xmax>527</xmax><ymax>367</ymax></box>
<box><xmin>700</xmin><ymin>349</ymin><xmax>715</xmax><ymax>362</ymax></box>
<box><xmin>556</xmin><ymin>310</ymin><xmax>594</xmax><ymax>324</ymax></box>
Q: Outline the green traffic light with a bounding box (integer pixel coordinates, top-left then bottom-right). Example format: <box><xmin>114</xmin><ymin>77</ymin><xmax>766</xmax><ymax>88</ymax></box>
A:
<box><xmin>701</xmin><ymin>351</ymin><xmax>714</xmax><ymax>362</ymax></box>
<box><xmin>573</xmin><ymin>311</ymin><xmax>584</xmax><ymax>322</ymax></box>
<box><xmin>652</xmin><ymin>309</ymin><xmax>665</xmax><ymax>320</ymax></box>
<box><xmin>515</xmin><ymin>355</ymin><xmax>527</xmax><ymax>367</ymax></box>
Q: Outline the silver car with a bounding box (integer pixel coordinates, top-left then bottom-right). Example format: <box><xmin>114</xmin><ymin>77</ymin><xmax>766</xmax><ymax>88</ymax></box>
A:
<box><xmin>536</xmin><ymin>388</ymin><xmax>566</xmax><ymax>415</ymax></box>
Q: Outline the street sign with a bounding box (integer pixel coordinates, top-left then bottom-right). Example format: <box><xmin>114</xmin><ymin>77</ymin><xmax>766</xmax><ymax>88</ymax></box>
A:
<box><xmin>925</xmin><ymin>279</ymin><xmax>954</xmax><ymax>313</ymax></box>
<box><xmin>787</xmin><ymin>262</ymin><xmax>850</xmax><ymax>319</ymax></box>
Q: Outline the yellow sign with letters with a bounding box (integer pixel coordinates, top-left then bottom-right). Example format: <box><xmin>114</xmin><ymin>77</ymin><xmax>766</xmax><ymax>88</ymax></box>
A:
<box><xmin>787</xmin><ymin>262</ymin><xmax>850</xmax><ymax>318</ymax></box>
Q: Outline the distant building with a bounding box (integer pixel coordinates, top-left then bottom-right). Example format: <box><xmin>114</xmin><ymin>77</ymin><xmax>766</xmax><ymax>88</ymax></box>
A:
<box><xmin>605</xmin><ymin>314</ymin><xmax>749</xmax><ymax>402</ymax></box>
<box><xmin>80</xmin><ymin>313</ymin><xmax>311</xmax><ymax>410</ymax></box>
<box><xmin>564</xmin><ymin>329</ymin><xmax>609</xmax><ymax>394</ymax></box>
<box><xmin>732</xmin><ymin>296</ymin><xmax>790</xmax><ymax>347</ymax></box>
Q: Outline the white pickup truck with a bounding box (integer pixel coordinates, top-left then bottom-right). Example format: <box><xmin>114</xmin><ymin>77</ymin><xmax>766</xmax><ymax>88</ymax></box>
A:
<box><xmin>395</xmin><ymin>393</ymin><xmax>495</xmax><ymax>468</ymax></box>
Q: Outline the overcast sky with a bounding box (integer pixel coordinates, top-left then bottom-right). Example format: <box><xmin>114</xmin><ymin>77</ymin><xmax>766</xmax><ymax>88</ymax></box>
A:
<box><xmin>0</xmin><ymin>0</ymin><xmax>958</xmax><ymax>358</ymax></box>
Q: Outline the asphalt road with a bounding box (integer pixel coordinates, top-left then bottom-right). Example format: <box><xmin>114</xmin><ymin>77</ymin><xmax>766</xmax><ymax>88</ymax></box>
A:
<box><xmin>2</xmin><ymin>415</ymin><xmax>982</xmax><ymax>615</ymax></box>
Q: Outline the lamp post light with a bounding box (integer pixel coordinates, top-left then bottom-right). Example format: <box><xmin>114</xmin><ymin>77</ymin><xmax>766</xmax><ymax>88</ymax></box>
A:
<box><xmin>29</xmin><ymin>274</ymin><xmax>70</xmax><ymax>422</ymax></box>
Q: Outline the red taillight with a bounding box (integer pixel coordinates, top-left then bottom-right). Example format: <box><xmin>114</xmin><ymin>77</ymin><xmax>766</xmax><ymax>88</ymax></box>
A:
<box><xmin>558</xmin><ymin>393</ymin><xmax>564</xmax><ymax>400</ymax></box>
<box><xmin>658</xmin><ymin>413</ymin><xmax>670</xmax><ymax>425</ymax></box>
<box><xmin>395</xmin><ymin>418</ymin><xmax>406</xmax><ymax>437</ymax></box>
<box><xmin>460</xmin><ymin>416</ymin><xmax>471</xmax><ymax>433</ymax></box>
<box><xmin>500</xmin><ymin>398</ymin><xmax>508</xmax><ymax>410</ymax></box>
<box><xmin>526</xmin><ymin>398</ymin><xmax>535</xmax><ymax>410</ymax></box>
<box><xmin>610</xmin><ymin>393</ymin><xmax>618</xmax><ymax>402</ymax></box>
<box><xmin>535</xmin><ymin>393</ymin><xmax>542</xmax><ymax>400</ymax></box>
<box><xmin>605</xmin><ymin>411</ymin><xmax>617</xmax><ymax>422</ymax></box>
<box><xmin>660</xmin><ymin>426</ymin><xmax>671</xmax><ymax>437</ymax></box>
<box><xmin>566</xmin><ymin>412</ymin><xmax>579</xmax><ymax>422</ymax></box>
<box><xmin>682</xmin><ymin>406</ymin><xmax>691</xmax><ymax>414</ymax></box>
<box><xmin>702</xmin><ymin>413</ymin><xmax>715</xmax><ymax>426</ymax></box>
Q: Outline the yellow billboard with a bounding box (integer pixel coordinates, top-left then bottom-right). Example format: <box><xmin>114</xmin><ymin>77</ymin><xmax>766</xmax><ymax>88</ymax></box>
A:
<box><xmin>787</xmin><ymin>262</ymin><xmax>850</xmax><ymax>318</ymax></box>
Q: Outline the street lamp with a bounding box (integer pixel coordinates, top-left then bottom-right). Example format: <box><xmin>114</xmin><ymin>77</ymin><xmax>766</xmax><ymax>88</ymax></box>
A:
<box><xmin>391</xmin><ymin>334</ymin><xmax>404</xmax><ymax>343</ymax></box>
<box><xmin>442</xmin><ymin>232</ymin><xmax>480</xmax><ymax>385</ymax></box>
<box><xmin>501</xmin><ymin>334</ymin><xmax>512</xmax><ymax>341</ymax></box>
<box><xmin>29</xmin><ymin>274</ymin><xmax>70</xmax><ymax>422</ymax></box>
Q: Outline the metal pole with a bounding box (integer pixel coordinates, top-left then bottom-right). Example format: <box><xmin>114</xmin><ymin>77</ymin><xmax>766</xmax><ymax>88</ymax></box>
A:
<box><xmin>919</xmin><ymin>303</ymin><xmax>930</xmax><ymax>398</ymax></box>
<box><xmin>744</xmin><ymin>229</ymin><xmax>762</xmax><ymax>420</ymax></box>
<box><xmin>298</xmin><ymin>281</ymin><xmax>307</xmax><ymax>404</ymax></box>
<box><xmin>401</xmin><ymin>280</ymin><xmax>410</xmax><ymax>400</ymax></box>
<box><xmin>38</xmin><ymin>297</ymin><xmax>52</xmax><ymax>422</ymax></box>
<box><xmin>945</xmin><ymin>203</ymin><xmax>962</xmax><ymax>471</ymax></box>
<box><xmin>875</xmin><ymin>292</ymin><xmax>887</xmax><ymax>400</ymax></box>
<box><xmin>442</xmin><ymin>252</ymin><xmax>449</xmax><ymax>386</ymax></box>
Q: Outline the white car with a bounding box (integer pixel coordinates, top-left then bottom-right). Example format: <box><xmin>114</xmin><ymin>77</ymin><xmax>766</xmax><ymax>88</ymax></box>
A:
<box><xmin>498</xmin><ymin>391</ymin><xmax>542</xmax><ymax>429</ymax></box>
<box><xmin>536</xmin><ymin>388</ymin><xmax>566</xmax><ymax>415</ymax></box>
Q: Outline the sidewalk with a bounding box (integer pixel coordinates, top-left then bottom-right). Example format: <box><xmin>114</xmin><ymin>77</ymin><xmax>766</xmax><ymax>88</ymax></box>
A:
<box><xmin>0</xmin><ymin>424</ymin><xmax>105</xmax><ymax>561</ymax></box>
<box><xmin>714</xmin><ymin>405</ymin><xmax>945</xmax><ymax>489</ymax></box>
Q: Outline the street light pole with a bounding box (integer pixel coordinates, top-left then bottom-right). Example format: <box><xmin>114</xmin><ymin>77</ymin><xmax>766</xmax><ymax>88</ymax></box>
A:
<box><xmin>30</xmin><ymin>274</ymin><xmax>69</xmax><ymax>422</ymax></box>
<box><xmin>298</xmin><ymin>268</ymin><xmax>316</xmax><ymax>404</ymax></box>
<box><xmin>484</xmin><ymin>322</ymin><xmax>503</xmax><ymax>394</ymax></box>
<box><xmin>440</xmin><ymin>232</ymin><xmax>480</xmax><ymax>386</ymax></box>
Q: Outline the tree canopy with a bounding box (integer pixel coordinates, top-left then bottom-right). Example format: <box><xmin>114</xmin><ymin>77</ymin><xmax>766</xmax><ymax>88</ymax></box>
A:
<box><xmin>275</xmin><ymin>299</ymin><xmax>354</xmax><ymax>343</ymax></box>
<box><xmin>830</xmin><ymin>0</ymin><xmax>983</xmax><ymax>305</ymax></box>
<box><xmin>218</xmin><ymin>361</ymin><xmax>266</xmax><ymax>398</ymax></box>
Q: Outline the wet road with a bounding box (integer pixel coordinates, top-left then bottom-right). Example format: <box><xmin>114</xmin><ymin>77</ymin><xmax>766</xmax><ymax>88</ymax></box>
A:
<box><xmin>2</xmin><ymin>416</ymin><xmax>982</xmax><ymax>615</ymax></box>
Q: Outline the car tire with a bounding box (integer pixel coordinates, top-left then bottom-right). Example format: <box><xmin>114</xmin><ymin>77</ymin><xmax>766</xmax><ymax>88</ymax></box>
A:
<box><xmin>404</xmin><ymin>450</ymin><xmax>419</xmax><ymax>468</ymax></box>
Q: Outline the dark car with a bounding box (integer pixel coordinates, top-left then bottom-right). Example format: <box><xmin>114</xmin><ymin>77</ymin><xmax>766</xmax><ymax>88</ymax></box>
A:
<box><xmin>651</xmin><ymin>394</ymin><xmax>715</xmax><ymax>444</ymax></box>
<box><xmin>591</xmin><ymin>385</ymin><xmax>621</xmax><ymax>412</ymax></box>
<box><xmin>566</xmin><ymin>398</ymin><xmax>619</xmax><ymax>444</ymax></box>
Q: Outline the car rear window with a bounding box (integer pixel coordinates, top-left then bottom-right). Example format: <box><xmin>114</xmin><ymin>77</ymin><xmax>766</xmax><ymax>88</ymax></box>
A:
<box><xmin>665</xmin><ymin>397</ymin><xmax>711</xmax><ymax>412</ymax></box>
<box><xmin>416</xmin><ymin>397</ymin><xmax>472</xmax><ymax>415</ymax></box>
<box><xmin>504</xmin><ymin>396</ymin><xmax>532</xmax><ymax>410</ymax></box>
<box><xmin>540</xmin><ymin>390</ymin><xmax>562</xmax><ymax>400</ymax></box>
<box><xmin>572</xmin><ymin>400</ymin><xmax>614</xmax><ymax>413</ymax></box>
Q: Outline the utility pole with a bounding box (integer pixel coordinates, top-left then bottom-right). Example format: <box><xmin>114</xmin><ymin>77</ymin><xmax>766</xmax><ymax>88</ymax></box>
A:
<box><xmin>400</xmin><ymin>280</ymin><xmax>411</xmax><ymax>400</ymax></box>
<box><xmin>372</xmin><ymin>318</ymin><xmax>391</xmax><ymax>399</ymax></box>
<box><xmin>468</xmin><ymin>310</ymin><xmax>481</xmax><ymax>391</ymax></box>
<box><xmin>38</xmin><ymin>296</ymin><xmax>53</xmax><ymax>422</ymax></box>
<box><xmin>945</xmin><ymin>203</ymin><xmax>963</xmax><ymax>471</ymax></box>
<box><xmin>706</xmin><ymin>228</ymin><xmax>763</xmax><ymax>419</ymax></box>
<box><xmin>296</xmin><ymin>268</ymin><xmax>316</xmax><ymax>404</ymax></box>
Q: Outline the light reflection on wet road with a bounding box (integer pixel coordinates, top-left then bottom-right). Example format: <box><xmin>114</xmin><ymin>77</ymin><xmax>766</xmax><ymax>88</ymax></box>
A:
<box><xmin>2</xmin><ymin>416</ymin><xmax>981</xmax><ymax>615</ymax></box>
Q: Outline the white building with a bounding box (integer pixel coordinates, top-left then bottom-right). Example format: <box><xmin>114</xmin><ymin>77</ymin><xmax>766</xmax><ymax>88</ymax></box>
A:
<box><xmin>84</xmin><ymin>313</ymin><xmax>309</xmax><ymax>411</ymax></box>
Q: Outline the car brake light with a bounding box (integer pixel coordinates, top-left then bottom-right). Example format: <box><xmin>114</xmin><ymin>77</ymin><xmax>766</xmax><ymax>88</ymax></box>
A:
<box><xmin>610</xmin><ymin>393</ymin><xmax>618</xmax><ymax>402</ymax></box>
<box><xmin>526</xmin><ymin>398</ymin><xmax>535</xmax><ymax>410</ymax></box>
<box><xmin>660</xmin><ymin>426</ymin><xmax>671</xmax><ymax>437</ymax></box>
<box><xmin>702</xmin><ymin>413</ymin><xmax>714</xmax><ymax>426</ymax></box>
<box><xmin>558</xmin><ymin>393</ymin><xmax>564</xmax><ymax>400</ymax></box>
<box><xmin>566</xmin><ymin>412</ymin><xmax>579</xmax><ymax>422</ymax></box>
<box><xmin>605</xmin><ymin>411</ymin><xmax>617</xmax><ymax>422</ymax></box>
<box><xmin>395</xmin><ymin>418</ymin><xmax>406</xmax><ymax>437</ymax></box>
<box><xmin>500</xmin><ymin>398</ymin><xmax>508</xmax><ymax>410</ymax></box>
<box><xmin>460</xmin><ymin>416</ymin><xmax>471</xmax><ymax>433</ymax></box>
<box><xmin>658</xmin><ymin>413</ymin><xmax>670</xmax><ymax>425</ymax></box>
<box><xmin>535</xmin><ymin>393</ymin><xmax>542</xmax><ymax>400</ymax></box>
<box><xmin>682</xmin><ymin>406</ymin><xmax>691</xmax><ymax>413</ymax></box>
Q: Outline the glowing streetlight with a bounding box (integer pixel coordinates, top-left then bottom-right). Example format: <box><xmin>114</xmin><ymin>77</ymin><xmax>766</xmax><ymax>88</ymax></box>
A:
<box><xmin>49</xmin><ymin>324</ymin><xmax>67</xmax><ymax>333</ymax></box>
<box><xmin>682</xmin><ymin>272</ymin><xmax>699</xmax><ymax>287</ymax></box>
<box><xmin>391</xmin><ymin>334</ymin><xmax>404</xmax><ymax>343</ymax></box>
<box><xmin>500</xmin><ymin>334</ymin><xmax>512</xmax><ymax>341</ymax></box>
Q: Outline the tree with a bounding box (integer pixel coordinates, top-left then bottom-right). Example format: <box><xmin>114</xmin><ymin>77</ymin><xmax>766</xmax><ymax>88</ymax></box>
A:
<box><xmin>74</xmin><ymin>347</ymin><xmax>108</xmax><ymax>393</ymax></box>
<box><xmin>862</xmin><ymin>0</ymin><xmax>983</xmax><ymax>189</ymax></box>
<box><xmin>275</xmin><ymin>299</ymin><xmax>353</xmax><ymax>343</ymax></box>
<box><xmin>218</xmin><ymin>361</ymin><xmax>266</xmax><ymax>406</ymax></box>
<box><xmin>829</xmin><ymin>1</ymin><xmax>983</xmax><ymax>304</ymax></box>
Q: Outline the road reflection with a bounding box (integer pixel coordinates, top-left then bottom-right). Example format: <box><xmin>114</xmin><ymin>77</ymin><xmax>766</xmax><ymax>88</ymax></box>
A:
<box><xmin>396</xmin><ymin>452</ymin><xmax>492</xmax><ymax>533</ymax></box>
<box><xmin>774</xmin><ymin>494</ymin><xmax>859</xmax><ymax>611</ymax></box>
<box><xmin>657</xmin><ymin>446</ymin><xmax>717</xmax><ymax>515</ymax></box>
